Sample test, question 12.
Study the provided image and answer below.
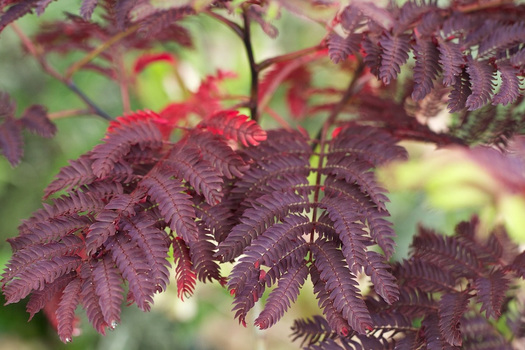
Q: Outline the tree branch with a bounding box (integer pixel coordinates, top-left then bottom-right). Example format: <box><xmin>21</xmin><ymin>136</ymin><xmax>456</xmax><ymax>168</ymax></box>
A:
<box><xmin>65</xmin><ymin>81</ymin><xmax>112</xmax><ymax>120</ymax></box>
<box><xmin>10</xmin><ymin>23</ymin><xmax>112</xmax><ymax>121</ymax></box>
<box><xmin>48</xmin><ymin>108</ymin><xmax>91</xmax><ymax>120</ymax></box>
<box><xmin>205</xmin><ymin>10</ymin><xmax>244</xmax><ymax>39</ymax></box>
<box><xmin>65</xmin><ymin>24</ymin><xmax>140</xmax><ymax>79</ymax></box>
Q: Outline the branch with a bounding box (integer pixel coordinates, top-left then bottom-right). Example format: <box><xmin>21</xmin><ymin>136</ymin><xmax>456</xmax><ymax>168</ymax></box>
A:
<box><xmin>66</xmin><ymin>82</ymin><xmax>112</xmax><ymax>120</ymax></box>
<box><xmin>309</xmin><ymin>59</ymin><xmax>365</xmax><ymax>243</ymax></box>
<box><xmin>65</xmin><ymin>24</ymin><xmax>140</xmax><ymax>79</ymax></box>
<box><xmin>48</xmin><ymin>109</ymin><xmax>91</xmax><ymax>120</ymax></box>
<box><xmin>114</xmin><ymin>48</ymin><xmax>131</xmax><ymax>114</ymax></box>
<box><xmin>314</xmin><ymin>59</ymin><xmax>365</xmax><ymax>146</ymax></box>
<box><xmin>458</xmin><ymin>0</ymin><xmax>514</xmax><ymax>13</ymax></box>
<box><xmin>10</xmin><ymin>24</ymin><xmax>112</xmax><ymax>121</ymax></box>
<box><xmin>205</xmin><ymin>10</ymin><xmax>244</xmax><ymax>39</ymax></box>
<box><xmin>242</xmin><ymin>7</ymin><xmax>259</xmax><ymax>121</ymax></box>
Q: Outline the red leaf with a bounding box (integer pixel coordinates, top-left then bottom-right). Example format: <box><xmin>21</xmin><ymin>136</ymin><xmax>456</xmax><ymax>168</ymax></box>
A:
<box><xmin>133</xmin><ymin>52</ymin><xmax>176</xmax><ymax>74</ymax></box>
<box><xmin>108</xmin><ymin>110</ymin><xmax>173</xmax><ymax>139</ymax></box>
<box><xmin>199</xmin><ymin>110</ymin><xmax>267</xmax><ymax>147</ymax></box>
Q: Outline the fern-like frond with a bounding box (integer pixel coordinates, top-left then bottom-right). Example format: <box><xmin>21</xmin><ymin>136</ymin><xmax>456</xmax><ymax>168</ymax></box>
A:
<box><xmin>412</xmin><ymin>38</ymin><xmax>441</xmax><ymax>101</ymax></box>
<box><xmin>309</xmin><ymin>263</ymin><xmax>353</xmax><ymax>337</ymax></box>
<box><xmin>340</xmin><ymin>4</ymin><xmax>362</xmax><ymax>33</ymax></box>
<box><xmin>3</xmin><ymin>255</ymin><xmax>82</xmax><ymax>305</ymax></box>
<box><xmin>166</xmin><ymin>146</ymin><xmax>224</xmax><ymax>205</ymax></box>
<box><xmin>8</xmin><ymin>215</ymin><xmax>91</xmax><ymax>251</ymax></box>
<box><xmin>231</xmin><ymin>154</ymin><xmax>310</xmax><ymax>210</ymax></box>
<box><xmin>448</xmin><ymin>69</ymin><xmax>472</xmax><ymax>112</ymax></box>
<box><xmin>80</xmin><ymin>261</ymin><xmax>108</xmax><ymax>334</ymax></box>
<box><xmin>323</xmin><ymin>160</ymin><xmax>389</xmax><ymax>210</ymax></box>
<box><xmin>291</xmin><ymin>315</ymin><xmax>340</xmax><ymax>348</ymax></box>
<box><xmin>228</xmin><ymin>214</ymin><xmax>310</xmax><ymax>296</ymax></box>
<box><xmin>92</xmin><ymin>254</ymin><xmax>124</xmax><ymax>328</ymax></box>
<box><xmin>107</xmin><ymin>233</ymin><xmax>155</xmax><ymax>311</ymax></box>
<box><xmin>19</xmin><ymin>105</ymin><xmax>56</xmax><ymax>137</ymax></box>
<box><xmin>364</xmin><ymin>251</ymin><xmax>399</xmax><ymax>305</ymax></box>
<box><xmin>395</xmin><ymin>258</ymin><xmax>457</xmax><ymax>294</ymax></box>
<box><xmin>121</xmin><ymin>213</ymin><xmax>170</xmax><ymax>293</ymax></box>
<box><xmin>493</xmin><ymin>63</ymin><xmax>521</xmax><ymax>106</ymax></box>
<box><xmin>362</xmin><ymin>37</ymin><xmax>382</xmax><ymax>78</ymax></box>
<box><xmin>85</xmin><ymin>192</ymin><xmax>143</xmax><ymax>254</ymax></box>
<box><xmin>44</xmin><ymin>155</ymin><xmax>96</xmax><ymax>197</ymax></box>
<box><xmin>478</xmin><ymin>22</ymin><xmax>525</xmax><ymax>58</ymax></box>
<box><xmin>216</xmin><ymin>191</ymin><xmax>308</xmax><ymax>262</ymax></box>
<box><xmin>185</xmin><ymin>130</ymin><xmax>249</xmax><ymax>179</ymax></box>
<box><xmin>139</xmin><ymin>169</ymin><xmax>198</xmax><ymax>243</ymax></box>
<box><xmin>329</xmin><ymin>125</ymin><xmax>407</xmax><ymax>168</ymax></box>
<box><xmin>199</xmin><ymin>110</ymin><xmax>267</xmax><ymax>147</ymax></box>
<box><xmin>2</xmin><ymin>235</ymin><xmax>83</xmax><ymax>285</ymax></box>
<box><xmin>188</xmin><ymin>227</ymin><xmax>222</xmax><ymax>283</ymax></box>
<box><xmin>0</xmin><ymin>116</ymin><xmax>23</xmax><ymax>167</ymax></box>
<box><xmin>411</xmin><ymin>228</ymin><xmax>482</xmax><ymax>278</ymax></box>
<box><xmin>474</xmin><ymin>269</ymin><xmax>509</xmax><ymax>319</ymax></box>
<box><xmin>26</xmin><ymin>272</ymin><xmax>76</xmax><ymax>321</ymax></box>
<box><xmin>56</xmin><ymin>278</ymin><xmax>81</xmax><ymax>343</ymax></box>
<box><xmin>194</xmin><ymin>200</ymin><xmax>235</xmax><ymax>243</ymax></box>
<box><xmin>327</xmin><ymin>32</ymin><xmax>361</xmax><ymax>64</ymax></box>
<box><xmin>438</xmin><ymin>40</ymin><xmax>464</xmax><ymax>87</ymax></box>
<box><xmin>465</xmin><ymin>57</ymin><xmax>495</xmax><ymax>111</ymax></box>
<box><xmin>311</xmin><ymin>238</ymin><xmax>372</xmax><ymax>335</ymax></box>
<box><xmin>422</xmin><ymin>313</ymin><xmax>451</xmax><ymax>349</ymax></box>
<box><xmin>113</xmin><ymin>0</ymin><xmax>137</xmax><ymax>28</ymax></box>
<box><xmin>254</xmin><ymin>260</ymin><xmax>308</xmax><ymax>329</ymax></box>
<box><xmin>0</xmin><ymin>0</ymin><xmax>38</xmax><ymax>31</ymax></box>
<box><xmin>438</xmin><ymin>292</ymin><xmax>471</xmax><ymax>346</ymax></box>
<box><xmin>320</xmin><ymin>195</ymin><xmax>368</xmax><ymax>274</ymax></box>
<box><xmin>172</xmin><ymin>237</ymin><xmax>196</xmax><ymax>300</ymax></box>
<box><xmin>91</xmin><ymin>117</ymin><xmax>162</xmax><ymax>178</ymax></box>
<box><xmin>80</xmin><ymin>0</ymin><xmax>99</xmax><ymax>20</ymax></box>
<box><xmin>137</xmin><ymin>6</ymin><xmax>195</xmax><ymax>36</ymax></box>
<box><xmin>378</xmin><ymin>32</ymin><xmax>410</xmax><ymax>85</ymax></box>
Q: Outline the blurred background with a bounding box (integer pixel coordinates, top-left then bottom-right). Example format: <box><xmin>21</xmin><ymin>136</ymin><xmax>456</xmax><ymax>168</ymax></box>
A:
<box><xmin>0</xmin><ymin>1</ymin><xmax>472</xmax><ymax>349</ymax></box>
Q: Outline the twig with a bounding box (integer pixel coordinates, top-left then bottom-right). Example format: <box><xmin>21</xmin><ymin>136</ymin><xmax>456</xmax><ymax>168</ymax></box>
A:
<box><xmin>262</xmin><ymin>106</ymin><xmax>293</xmax><ymax>131</ymax></box>
<box><xmin>205</xmin><ymin>10</ymin><xmax>244</xmax><ymax>39</ymax></box>
<box><xmin>48</xmin><ymin>108</ymin><xmax>91</xmax><ymax>120</ymax></box>
<box><xmin>314</xmin><ymin>59</ymin><xmax>365</xmax><ymax>145</ymax></box>
<box><xmin>65</xmin><ymin>24</ymin><xmax>140</xmax><ymax>79</ymax></box>
<box><xmin>309</xmin><ymin>59</ymin><xmax>365</xmax><ymax>244</ymax></box>
<box><xmin>66</xmin><ymin>82</ymin><xmax>112</xmax><ymax>120</ymax></box>
<box><xmin>10</xmin><ymin>23</ymin><xmax>112</xmax><ymax>121</ymax></box>
<box><xmin>114</xmin><ymin>48</ymin><xmax>131</xmax><ymax>114</ymax></box>
<box><xmin>242</xmin><ymin>7</ymin><xmax>259</xmax><ymax>121</ymax></box>
<box><xmin>458</xmin><ymin>0</ymin><xmax>514</xmax><ymax>13</ymax></box>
